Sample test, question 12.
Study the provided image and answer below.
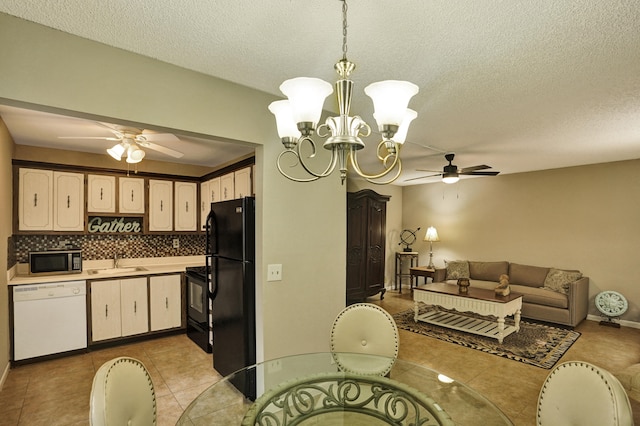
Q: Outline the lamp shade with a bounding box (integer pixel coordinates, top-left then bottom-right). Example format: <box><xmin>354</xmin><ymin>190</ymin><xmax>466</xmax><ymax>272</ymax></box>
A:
<box><xmin>126</xmin><ymin>144</ymin><xmax>145</xmax><ymax>163</ymax></box>
<box><xmin>393</xmin><ymin>109</ymin><xmax>418</xmax><ymax>144</ymax></box>
<box><xmin>424</xmin><ymin>226</ymin><xmax>440</xmax><ymax>242</ymax></box>
<box><xmin>280</xmin><ymin>77</ymin><xmax>333</xmax><ymax>125</ymax></box>
<box><xmin>365</xmin><ymin>80</ymin><xmax>419</xmax><ymax>128</ymax></box>
<box><xmin>107</xmin><ymin>143</ymin><xmax>125</xmax><ymax>161</ymax></box>
<box><xmin>268</xmin><ymin>100</ymin><xmax>301</xmax><ymax>139</ymax></box>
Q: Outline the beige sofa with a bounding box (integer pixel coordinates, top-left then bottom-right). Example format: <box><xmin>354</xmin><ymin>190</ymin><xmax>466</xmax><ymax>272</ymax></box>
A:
<box><xmin>432</xmin><ymin>261</ymin><xmax>589</xmax><ymax>327</ymax></box>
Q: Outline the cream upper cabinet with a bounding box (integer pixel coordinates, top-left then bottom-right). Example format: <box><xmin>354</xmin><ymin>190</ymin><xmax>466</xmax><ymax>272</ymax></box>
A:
<box><xmin>220</xmin><ymin>173</ymin><xmax>234</xmax><ymax>201</ymax></box>
<box><xmin>148</xmin><ymin>179</ymin><xmax>173</xmax><ymax>231</ymax></box>
<box><xmin>53</xmin><ymin>171</ymin><xmax>85</xmax><ymax>232</ymax></box>
<box><xmin>149</xmin><ymin>274</ymin><xmax>182</xmax><ymax>331</ymax></box>
<box><xmin>200</xmin><ymin>177</ymin><xmax>221</xmax><ymax>230</ymax></box>
<box><xmin>234</xmin><ymin>167</ymin><xmax>252</xmax><ymax>199</ymax></box>
<box><xmin>87</xmin><ymin>174</ymin><xmax>116</xmax><ymax>213</ymax></box>
<box><xmin>119</xmin><ymin>177</ymin><xmax>145</xmax><ymax>214</ymax></box>
<box><xmin>18</xmin><ymin>168</ymin><xmax>53</xmax><ymax>231</ymax></box>
<box><xmin>175</xmin><ymin>181</ymin><xmax>197</xmax><ymax>231</ymax></box>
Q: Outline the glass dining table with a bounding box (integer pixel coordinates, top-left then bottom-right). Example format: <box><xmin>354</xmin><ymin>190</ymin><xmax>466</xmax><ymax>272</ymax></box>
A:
<box><xmin>177</xmin><ymin>352</ymin><xmax>513</xmax><ymax>425</ymax></box>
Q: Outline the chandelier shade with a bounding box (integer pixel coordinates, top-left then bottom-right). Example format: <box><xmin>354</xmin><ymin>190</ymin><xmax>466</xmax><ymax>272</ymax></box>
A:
<box><xmin>268</xmin><ymin>100</ymin><xmax>301</xmax><ymax>140</ymax></box>
<box><xmin>393</xmin><ymin>109</ymin><xmax>418</xmax><ymax>144</ymax></box>
<box><xmin>365</xmin><ymin>80</ymin><xmax>419</xmax><ymax>129</ymax></box>
<box><xmin>279</xmin><ymin>77</ymin><xmax>333</xmax><ymax>126</ymax></box>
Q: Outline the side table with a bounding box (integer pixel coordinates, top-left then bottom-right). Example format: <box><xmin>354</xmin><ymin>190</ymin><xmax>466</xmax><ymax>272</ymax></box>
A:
<box><xmin>410</xmin><ymin>266</ymin><xmax>435</xmax><ymax>290</ymax></box>
<box><xmin>395</xmin><ymin>252</ymin><xmax>419</xmax><ymax>294</ymax></box>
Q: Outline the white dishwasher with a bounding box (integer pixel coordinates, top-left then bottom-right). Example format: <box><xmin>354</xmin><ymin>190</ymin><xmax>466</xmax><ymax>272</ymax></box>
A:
<box><xmin>13</xmin><ymin>280</ymin><xmax>87</xmax><ymax>361</ymax></box>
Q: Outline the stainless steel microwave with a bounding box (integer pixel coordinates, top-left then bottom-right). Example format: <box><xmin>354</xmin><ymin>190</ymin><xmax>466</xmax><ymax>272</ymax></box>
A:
<box><xmin>29</xmin><ymin>249</ymin><xmax>82</xmax><ymax>275</ymax></box>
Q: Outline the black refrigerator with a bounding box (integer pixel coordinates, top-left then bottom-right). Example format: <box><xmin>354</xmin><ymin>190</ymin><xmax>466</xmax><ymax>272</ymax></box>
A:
<box><xmin>206</xmin><ymin>197</ymin><xmax>256</xmax><ymax>399</ymax></box>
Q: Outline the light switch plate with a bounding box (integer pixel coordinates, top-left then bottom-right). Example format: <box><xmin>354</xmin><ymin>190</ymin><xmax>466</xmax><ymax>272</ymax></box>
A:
<box><xmin>267</xmin><ymin>264</ymin><xmax>282</xmax><ymax>281</ymax></box>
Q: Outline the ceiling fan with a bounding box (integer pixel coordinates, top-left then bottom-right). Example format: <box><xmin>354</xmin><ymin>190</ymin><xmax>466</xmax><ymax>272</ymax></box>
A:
<box><xmin>59</xmin><ymin>124</ymin><xmax>184</xmax><ymax>163</ymax></box>
<box><xmin>405</xmin><ymin>153</ymin><xmax>500</xmax><ymax>184</ymax></box>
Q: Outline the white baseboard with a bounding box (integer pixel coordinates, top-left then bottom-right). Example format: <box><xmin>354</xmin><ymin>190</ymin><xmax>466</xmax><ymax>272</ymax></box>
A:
<box><xmin>0</xmin><ymin>361</ymin><xmax>9</xmax><ymax>391</ymax></box>
<box><xmin>587</xmin><ymin>314</ymin><xmax>640</xmax><ymax>329</ymax></box>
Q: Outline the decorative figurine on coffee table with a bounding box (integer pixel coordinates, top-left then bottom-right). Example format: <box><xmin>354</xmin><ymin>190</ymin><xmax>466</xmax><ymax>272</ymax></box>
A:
<box><xmin>457</xmin><ymin>278</ymin><xmax>470</xmax><ymax>294</ymax></box>
<box><xmin>495</xmin><ymin>274</ymin><xmax>511</xmax><ymax>296</ymax></box>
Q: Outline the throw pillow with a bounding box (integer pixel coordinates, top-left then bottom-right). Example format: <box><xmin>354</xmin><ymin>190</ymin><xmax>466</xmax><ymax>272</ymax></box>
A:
<box><xmin>543</xmin><ymin>268</ymin><xmax>583</xmax><ymax>294</ymax></box>
<box><xmin>445</xmin><ymin>260</ymin><xmax>469</xmax><ymax>280</ymax></box>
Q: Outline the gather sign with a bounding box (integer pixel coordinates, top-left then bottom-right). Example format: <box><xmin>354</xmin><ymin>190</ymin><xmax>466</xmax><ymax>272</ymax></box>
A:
<box><xmin>88</xmin><ymin>216</ymin><xmax>143</xmax><ymax>234</ymax></box>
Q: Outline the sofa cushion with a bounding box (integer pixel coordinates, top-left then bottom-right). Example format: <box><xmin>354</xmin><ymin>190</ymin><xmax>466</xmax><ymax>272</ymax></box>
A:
<box><xmin>469</xmin><ymin>261</ymin><xmax>509</xmax><ymax>281</ymax></box>
<box><xmin>445</xmin><ymin>260</ymin><xmax>469</xmax><ymax>280</ymax></box>
<box><xmin>543</xmin><ymin>268</ymin><xmax>583</xmax><ymax>294</ymax></box>
<box><xmin>509</xmin><ymin>263</ymin><xmax>550</xmax><ymax>287</ymax></box>
<box><xmin>510</xmin><ymin>285</ymin><xmax>569</xmax><ymax>309</ymax></box>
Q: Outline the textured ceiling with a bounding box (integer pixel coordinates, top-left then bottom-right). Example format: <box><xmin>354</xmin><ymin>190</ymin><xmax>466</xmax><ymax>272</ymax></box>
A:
<box><xmin>1</xmin><ymin>1</ymin><xmax>639</xmax><ymax>184</ymax></box>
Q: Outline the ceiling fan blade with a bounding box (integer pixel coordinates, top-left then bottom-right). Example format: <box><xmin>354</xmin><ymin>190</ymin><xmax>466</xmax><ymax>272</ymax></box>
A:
<box><xmin>416</xmin><ymin>169</ymin><xmax>442</xmax><ymax>173</ymax></box>
<box><xmin>58</xmin><ymin>136</ymin><xmax>120</xmax><ymax>140</ymax></box>
<box><xmin>460</xmin><ymin>164</ymin><xmax>491</xmax><ymax>173</ymax></box>
<box><xmin>461</xmin><ymin>171</ymin><xmax>500</xmax><ymax>176</ymax></box>
<box><xmin>404</xmin><ymin>173</ymin><xmax>442</xmax><ymax>182</ymax></box>
<box><xmin>140</xmin><ymin>130</ymin><xmax>181</xmax><ymax>143</ymax></box>
<box><xmin>139</xmin><ymin>141</ymin><xmax>184</xmax><ymax>158</ymax></box>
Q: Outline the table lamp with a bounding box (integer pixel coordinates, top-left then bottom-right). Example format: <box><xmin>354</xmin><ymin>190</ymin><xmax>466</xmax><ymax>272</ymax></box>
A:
<box><xmin>424</xmin><ymin>227</ymin><xmax>440</xmax><ymax>269</ymax></box>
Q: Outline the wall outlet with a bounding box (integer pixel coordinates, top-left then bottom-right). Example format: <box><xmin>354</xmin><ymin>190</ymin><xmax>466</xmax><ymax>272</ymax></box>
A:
<box><xmin>172</xmin><ymin>238</ymin><xmax>179</xmax><ymax>248</ymax></box>
<box><xmin>267</xmin><ymin>264</ymin><xmax>282</xmax><ymax>281</ymax></box>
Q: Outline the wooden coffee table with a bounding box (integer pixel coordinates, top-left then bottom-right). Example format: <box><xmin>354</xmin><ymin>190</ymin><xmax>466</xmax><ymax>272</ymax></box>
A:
<box><xmin>413</xmin><ymin>283</ymin><xmax>522</xmax><ymax>343</ymax></box>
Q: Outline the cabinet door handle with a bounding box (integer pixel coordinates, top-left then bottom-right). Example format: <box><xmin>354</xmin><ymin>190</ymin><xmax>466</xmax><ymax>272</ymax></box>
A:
<box><xmin>211</xmin><ymin>190</ymin><xmax>215</xmax><ymax>200</ymax></box>
<box><xmin>224</xmin><ymin>188</ymin><xmax>227</xmax><ymax>198</ymax></box>
<box><xmin>165</xmin><ymin>297</ymin><xmax>168</xmax><ymax>309</ymax></box>
<box><xmin>67</xmin><ymin>195</ymin><xmax>71</xmax><ymax>208</ymax></box>
<box><xmin>105</xmin><ymin>304</ymin><xmax>108</xmax><ymax>317</ymax></box>
<box><xmin>134</xmin><ymin>301</ymin><xmax>137</xmax><ymax>313</ymax></box>
<box><xmin>131</xmin><ymin>189</ymin><xmax>134</xmax><ymax>202</ymax></box>
<box><xmin>100</xmin><ymin>187</ymin><xmax>104</xmax><ymax>200</ymax></box>
<box><xmin>160</xmin><ymin>200</ymin><xmax>163</xmax><ymax>211</ymax></box>
<box><xmin>185</xmin><ymin>201</ymin><xmax>189</xmax><ymax>212</ymax></box>
<box><xmin>34</xmin><ymin>193</ymin><xmax>37</xmax><ymax>207</ymax></box>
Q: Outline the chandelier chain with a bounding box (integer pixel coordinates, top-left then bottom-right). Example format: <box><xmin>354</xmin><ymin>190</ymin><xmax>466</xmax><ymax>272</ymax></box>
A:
<box><xmin>342</xmin><ymin>0</ymin><xmax>348</xmax><ymax>60</ymax></box>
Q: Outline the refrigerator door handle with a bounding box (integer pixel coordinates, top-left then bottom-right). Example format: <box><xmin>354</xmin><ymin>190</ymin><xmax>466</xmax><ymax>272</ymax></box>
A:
<box><xmin>205</xmin><ymin>209</ymin><xmax>215</xmax><ymax>255</ymax></box>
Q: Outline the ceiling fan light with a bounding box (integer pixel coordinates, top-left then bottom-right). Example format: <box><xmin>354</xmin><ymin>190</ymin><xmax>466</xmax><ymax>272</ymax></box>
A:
<box><xmin>268</xmin><ymin>100</ymin><xmax>301</xmax><ymax>139</ymax></box>
<box><xmin>126</xmin><ymin>144</ymin><xmax>145</xmax><ymax>163</ymax></box>
<box><xmin>393</xmin><ymin>109</ymin><xmax>418</xmax><ymax>144</ymax></box>
<box><xmin>280</xmin><ymin>77</ymin><xmax>333</xmax><ymax>126</ymax></box>
<box><xmin>442</xmin><ymin>172</ymin><xmax>459</xmax><ymax>184</ymax></box>
<box><xmin>365</xmin><ymin>80</ymin><xmax>419</xmax><ymax>128</ymax></box>
<box><xmin>106</xmin><ymin>143</ymin><xmax>125</xmax><ymax>161</ymax></box>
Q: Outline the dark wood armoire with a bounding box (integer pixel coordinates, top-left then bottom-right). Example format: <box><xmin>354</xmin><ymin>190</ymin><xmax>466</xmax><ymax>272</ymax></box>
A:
<box><xmin>346</xmin><ymin>189</ymin><xmax>390</xmax><ymax>304</ymax></box>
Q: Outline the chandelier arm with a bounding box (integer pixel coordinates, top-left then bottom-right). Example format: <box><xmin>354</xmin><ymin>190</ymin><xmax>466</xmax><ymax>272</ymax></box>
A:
<box><xmin>276</xmin><ymin>150</ymin><xmax>320</xmax><ymax>182</ymax></box>
<box><xmin>348</xmin><ymin>143</ymin><xmax>402</xmax><ymax>184</ymax></box>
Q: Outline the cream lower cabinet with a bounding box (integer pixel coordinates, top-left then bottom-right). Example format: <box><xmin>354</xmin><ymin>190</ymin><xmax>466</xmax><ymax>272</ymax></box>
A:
<box><xmin>90</xmin><ymin>278</ymin><xmax>149</xmax><ymax>342</ymax></box>
<box><xmin>149</xmin><ymin>274</ymin><xmax>182</xmax><ymax>331</ymax></box>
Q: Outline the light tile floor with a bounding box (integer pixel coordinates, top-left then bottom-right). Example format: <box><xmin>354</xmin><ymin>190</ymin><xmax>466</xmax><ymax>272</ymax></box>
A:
<box><xmin>1</xmin><ymin>290</ymin><xmax>639</xmax><ymax>425</ymax></box>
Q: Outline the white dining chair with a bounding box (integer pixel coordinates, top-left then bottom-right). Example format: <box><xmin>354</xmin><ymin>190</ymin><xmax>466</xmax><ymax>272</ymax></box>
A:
<box><xmin>330</xmin><ymin>302</ymin><xmax>399</xmax><ymax>376</ymax></box>
<box><xmin>537</xmin><ymin>361</ymin><xmax>633</xmax><ymax>426</ymax></box>
<box><xmin>90</xmin><ymin>356</ymin><xmax>157</xmax><ymax>426</ymax></box>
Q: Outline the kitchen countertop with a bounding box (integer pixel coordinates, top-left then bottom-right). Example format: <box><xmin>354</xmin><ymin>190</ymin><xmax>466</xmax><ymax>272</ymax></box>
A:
<box><xmin>8</xmin><ymin>255</ymin><xmax>206</xmax><ymax>286</ymax></box>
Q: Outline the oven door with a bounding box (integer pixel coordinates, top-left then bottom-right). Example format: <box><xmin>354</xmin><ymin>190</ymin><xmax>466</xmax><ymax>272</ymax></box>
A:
<box><xmin>187</xmin><ymin>273</ymin><xmax>208</xmax><ymax>325</ymax></box>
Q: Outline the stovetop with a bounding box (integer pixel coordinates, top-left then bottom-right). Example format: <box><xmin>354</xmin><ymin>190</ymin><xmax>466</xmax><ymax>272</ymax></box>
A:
<box><xmin>185</xmin><ymin>266</ymin><xmax>208</xmax><ymax>280</ymax></box>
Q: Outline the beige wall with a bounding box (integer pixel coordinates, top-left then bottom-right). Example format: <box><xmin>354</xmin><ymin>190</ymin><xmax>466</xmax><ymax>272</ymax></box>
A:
<box><xmin>0</xmin><ymin>120</ymin><xmax>14</xmax><ymax>384</ymax></box>
<box><xmin>0</xmin><ymin>13</ymin><xmax>346</xmax><ymax>375</ymax></box>
<box><xmin>403</xmin><ymin>159</ymin><xmax>640</xmax><ymax>323</ymax></box>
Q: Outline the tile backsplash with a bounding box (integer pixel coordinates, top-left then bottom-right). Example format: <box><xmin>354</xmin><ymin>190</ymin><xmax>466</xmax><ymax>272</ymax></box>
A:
<box><xmin>12</xmin><ymin>234</ymin><xmax>206</xmax><ymax>265</ymax></box>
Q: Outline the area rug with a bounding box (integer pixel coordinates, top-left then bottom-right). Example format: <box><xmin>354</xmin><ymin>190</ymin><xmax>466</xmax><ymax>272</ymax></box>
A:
<box><xmin>393</xmin><ymin>307</ymin><xmax>580</xmax><ymax>369</ymax></box>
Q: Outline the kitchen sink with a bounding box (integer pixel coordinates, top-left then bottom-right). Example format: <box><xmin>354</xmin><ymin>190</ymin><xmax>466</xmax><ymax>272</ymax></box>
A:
<box><xmin>86</xmin><ymin>266</ymin><xmax>148</xmax><ymax>275</ymax></box>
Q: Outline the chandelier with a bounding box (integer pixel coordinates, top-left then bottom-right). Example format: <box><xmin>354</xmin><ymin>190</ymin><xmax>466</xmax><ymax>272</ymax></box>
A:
<box><xmin>268</xmin><ymin>0</ymin><xmax>419</xmax><ymax>185</ymax></box>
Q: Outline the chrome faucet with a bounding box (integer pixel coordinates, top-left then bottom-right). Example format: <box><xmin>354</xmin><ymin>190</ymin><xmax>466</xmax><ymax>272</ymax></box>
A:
<box><xmin>114</xmin><ymin>253</ymin><xmax>121</xmax><ymax>268</ymax></box>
